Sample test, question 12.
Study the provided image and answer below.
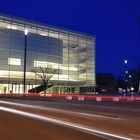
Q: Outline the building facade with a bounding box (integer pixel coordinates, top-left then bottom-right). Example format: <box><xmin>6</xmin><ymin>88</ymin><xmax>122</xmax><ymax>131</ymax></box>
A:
<box><xmin>0</xmin><ymin>14</ymin><xmax>95</xmax><ymax>94</ymax></box>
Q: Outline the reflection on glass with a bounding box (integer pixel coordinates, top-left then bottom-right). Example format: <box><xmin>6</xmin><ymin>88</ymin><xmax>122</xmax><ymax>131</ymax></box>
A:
<box><xmin>0</xmin><ymin>15</ymin><xmax>95</xmax><ymax>94</ymax></box>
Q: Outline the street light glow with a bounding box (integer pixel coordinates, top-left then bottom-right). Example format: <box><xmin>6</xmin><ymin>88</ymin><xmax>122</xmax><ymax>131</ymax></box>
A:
<box><xmin>124</xmin><ymin>60</ymin><xmax>127</xmax><ymax>64</ymax></box>
<box><xmin>131</xmin><ymin>87</ymin><xmax>134</xmax><ymax>91</ymax></box>
<box><xmin>24</xmin><ymin>29</ymin><xmax>28</xmax><ymax>35</ymax></box>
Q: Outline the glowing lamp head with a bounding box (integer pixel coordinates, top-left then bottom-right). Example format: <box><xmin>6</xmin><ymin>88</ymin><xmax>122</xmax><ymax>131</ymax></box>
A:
<box><xmin>24</xmin><ymin>29</ymin><xmax>28</xmax><ymax>35</ymax></box>
<box><xmin>131</xmin><ymin>87</ymin><xmax>134</xmax><ymax>91</ymax></box>
<box><xmin>124</xmin><ymin>60</ymin><xmax>127</xmax><ymax>64</ymax></box>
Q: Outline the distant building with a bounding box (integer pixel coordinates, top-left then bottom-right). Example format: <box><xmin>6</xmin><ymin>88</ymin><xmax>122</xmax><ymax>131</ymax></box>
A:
<box><xmin>96</xmin><ymin>74</ymin><xmax>117</xmax><ymax>93</ymax></box>
<box><xmin>0</xmin><ymin>14</ymin><xmax>95</xmax><ymax>94</ymax></box>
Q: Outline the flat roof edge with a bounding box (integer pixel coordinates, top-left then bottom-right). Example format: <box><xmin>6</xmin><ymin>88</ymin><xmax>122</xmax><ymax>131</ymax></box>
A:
<box><xmin>0</xmin><ymin>13</ymin><xmax>94</xmax><ymax>38</ymax></box>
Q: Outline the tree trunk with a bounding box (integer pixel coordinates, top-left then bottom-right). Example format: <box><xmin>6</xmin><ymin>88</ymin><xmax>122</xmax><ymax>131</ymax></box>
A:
<box><xmin>44</xmin><ymin>82</ymin><xmax>48</xmax><ymax>94</ymax></box>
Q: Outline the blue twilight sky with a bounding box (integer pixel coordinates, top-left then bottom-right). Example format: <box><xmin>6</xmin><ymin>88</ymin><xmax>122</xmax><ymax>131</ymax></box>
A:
<box><xmin>0</xmin><ymin>0</ymin><xmax>140</xmax><ymax>78</ymax></box>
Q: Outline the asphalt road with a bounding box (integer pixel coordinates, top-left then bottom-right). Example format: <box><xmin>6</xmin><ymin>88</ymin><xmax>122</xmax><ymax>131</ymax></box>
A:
<box><xmin>0</xmin><ymin>98</ymin><xmax>140</xmax><ymax>140</ymax></box>
<box><xmin>0</xmin><ymin>111</ymin><xmax>108</xmax><ymax>140</ymax></box>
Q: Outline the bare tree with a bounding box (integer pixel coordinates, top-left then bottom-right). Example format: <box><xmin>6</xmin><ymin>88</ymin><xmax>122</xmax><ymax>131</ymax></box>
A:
<box><xmin>32</xmin><ymin>65</ymin><xmax>56</xmax><ymax>93</ymax></box>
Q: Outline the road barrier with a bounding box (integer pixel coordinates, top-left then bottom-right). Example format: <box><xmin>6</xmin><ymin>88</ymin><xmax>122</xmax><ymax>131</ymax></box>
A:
<box><xmin>78</xmin><ymin>96</ymin><xmax>84</xmax><ymax>101</ymax></box>
<box><xmin>66</xmin><ymin>96</ymin><xmax>72</xmax><ymax>100</ymax></box>
<box><xmin>0</xmin><ymin>93</ymin><xmax>140</xmax><ymax>102</ymax></box>
<box><xmin>113</xmin><ymin>97</ymin><xmax>119</xmax><ymax>102</ymax></box>
<box><xmin>96</xmin><ymin>97</ymin><xmax>102</xmax><ymax>102</ymax></box>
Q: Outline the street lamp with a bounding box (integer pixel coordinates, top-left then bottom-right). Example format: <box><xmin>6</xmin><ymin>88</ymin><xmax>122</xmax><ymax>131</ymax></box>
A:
<box><xmin>25</xmin><ymin>29</ymin><xmax>28</xmax><ymax>36</ymax></box>
<box><xmin>124</xmin><ymin>59</ymin><xmax>128</xmax><ymax>95</ymax></box>
<box><xmin>23</xmin><ymin>29</ymin><xmax>28</xmax><ymax>93</ymax></box>
<box><xmin>129</xmin><ymin>74</ymin><xmax>134</xmax><ymax>96</ymax></box>
<box><xmin>124</xmin><ymin>60</ymin><xmax>127</xmax><ymax>64</ymax></box>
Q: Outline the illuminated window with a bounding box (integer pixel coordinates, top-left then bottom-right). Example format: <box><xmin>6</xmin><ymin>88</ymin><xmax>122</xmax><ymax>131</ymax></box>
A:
<box><xmin>8</xmin><ymin>58</ymin><xmax>21</xmax><ymax>66</ymax></box>
<box><xmin>38</xmin><ymin>29</ymin><xmax>49</xmax><ymax>37</ymax></box>
<box><xmin>34</xmin><ymin>61</ymin><xmax>78</xmax><ymax>71</ymax></box>
<box><xmin>34</xmin><ymin>61</ymin><xmax>49</xmax><ymax>67</ymax></box>
<box><xmin>7</xmin><ymin>25</ymin><xmax>17</xmax><ymax>30</ymax></box>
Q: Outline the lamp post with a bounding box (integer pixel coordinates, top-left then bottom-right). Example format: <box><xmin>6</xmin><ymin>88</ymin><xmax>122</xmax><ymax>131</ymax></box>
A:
<box><xmin>129</xmin><ymin>74</ymin><xmax>132</xmax><ymax>90</ymax></box>
<box><xmin>124</xmin><ymin>60</ymin><xmax>128</xmax><ymax>95</ymax></box>
<box><xmin>23</xmin><ymin>29</ymin><xmax>28</xmax><ymax>93</ymax></box>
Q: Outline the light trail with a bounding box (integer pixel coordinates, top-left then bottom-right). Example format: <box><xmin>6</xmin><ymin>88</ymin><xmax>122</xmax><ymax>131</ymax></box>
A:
<box><xmin>0</xmin><ymin>106</ymin><xmax>133</xmax><ymax>140</ymax></box>
<box><xmin>0</xmin><ymin>101</ymin><xmax>121</xmax><ymax>120</ymax></box>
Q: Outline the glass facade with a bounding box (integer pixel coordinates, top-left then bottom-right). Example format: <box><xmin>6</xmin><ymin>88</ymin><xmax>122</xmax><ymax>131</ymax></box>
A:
<box><xmin>0</xmin><ymin>14</ymin><xmax>95</xmax><ymax>94</ymax></box>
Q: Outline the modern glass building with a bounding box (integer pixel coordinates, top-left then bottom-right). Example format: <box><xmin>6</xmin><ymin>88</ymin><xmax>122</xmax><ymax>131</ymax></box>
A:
<box><xmin>0</xmin><ymin>14</ymin><xmax>96</xmax><ymax>94</ymax></box>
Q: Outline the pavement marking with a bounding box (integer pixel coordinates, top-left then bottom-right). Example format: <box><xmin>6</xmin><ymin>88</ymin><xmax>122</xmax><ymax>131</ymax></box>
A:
<box><xmin>0</xmin><ymin>101</ymin><xmax>121</xmax><ymax>120</ymax></box>
<box><xmin>73</xmin><ymin>112</ymin><xmax>121</xmax><ymax>120</ymax></box>
<box><xmin>0</xmin><ymin>106</ymin><xmax>133</xmax><ymax>140</ymax></box>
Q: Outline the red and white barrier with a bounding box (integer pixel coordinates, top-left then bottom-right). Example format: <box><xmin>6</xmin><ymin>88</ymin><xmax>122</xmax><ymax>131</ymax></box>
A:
<box><xmin>96</xmin><ymin>97</ymin><xmax>102</xmax><ymax>102</ymax></box>
<box><xmin>113</xmin><ymin>97</ymin><xmax>119</xmax><ymax>102</ymax></box>
<box><xmin>78</xmin><ymin>96</ymin><xmax>84</xmax><ymax>101</ymax></box>
<box><xmin>0</xmin><ymin>92</ymin><xmax>140</xmax><ymax>102</ymax></box>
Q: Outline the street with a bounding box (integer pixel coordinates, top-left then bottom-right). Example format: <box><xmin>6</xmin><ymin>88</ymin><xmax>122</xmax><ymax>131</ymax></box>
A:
<box><xmin>0</xmin><ymin>98</ymin><xmax>140</xmax><ymax>140</ymax></box>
